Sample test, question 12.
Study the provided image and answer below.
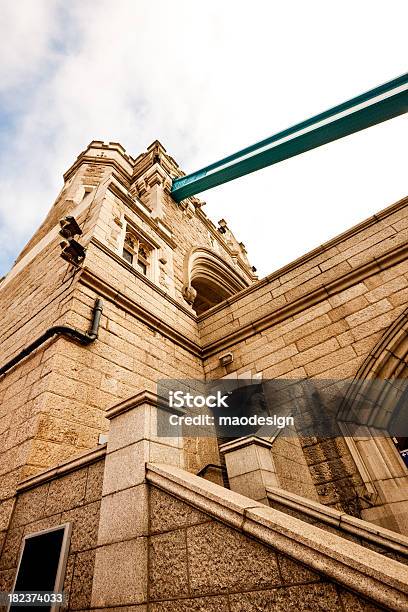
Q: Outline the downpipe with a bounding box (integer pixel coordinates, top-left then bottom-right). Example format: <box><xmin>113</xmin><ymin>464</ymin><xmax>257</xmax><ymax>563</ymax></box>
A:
<box><xmin>0</xmin><ymin>298</ymin><xmax>103</xmax><ymax>377</ymax></box>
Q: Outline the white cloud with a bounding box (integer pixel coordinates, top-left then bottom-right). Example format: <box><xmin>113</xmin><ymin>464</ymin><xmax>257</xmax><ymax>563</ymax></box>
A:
<box><xmin>0</xmin><ymin>0</ymin><xmax>407</xmax><ymax>275</ymax></box>
<box><xmin>0</xmin><ymin>0</ymin><xmax>60</xmax><ymax>92</ymax></box>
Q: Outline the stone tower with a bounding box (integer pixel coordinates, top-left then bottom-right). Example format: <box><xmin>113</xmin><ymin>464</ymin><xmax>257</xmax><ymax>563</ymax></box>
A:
<box><xmin>1</xmin><ymin>141</ymin><xmax>408</xmax><ymax>610</ymax></box>
<box><xmin>0</xmin><ymin>140</ymin><xmax>256</xmax><ymax>534</ymax></box>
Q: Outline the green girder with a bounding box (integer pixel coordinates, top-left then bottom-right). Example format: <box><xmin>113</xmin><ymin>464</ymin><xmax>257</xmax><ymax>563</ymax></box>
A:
<box><xmin>171</xmin><ymin>73</ymin><xmax>408</xmax><ymax>203</ymax></box>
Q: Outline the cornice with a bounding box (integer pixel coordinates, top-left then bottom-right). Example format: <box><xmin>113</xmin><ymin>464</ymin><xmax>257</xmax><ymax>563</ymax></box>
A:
<box><xmin>266</xmin><ymin>486</ymin><xmax>408</xmax><ymax>555</ymax></box>
<box><xmin>198</xmin><ymin>195</ymin><xmax>408</xmax><ymax>322</ymax></box>
<box><xmin>219</xmin><ymin>435</ymin><xmax>274</xmax><ymax>453</ymax></box>
<box><xmin>79</xmin><ymin>266</ymin><xmax>202</xmax><ymax>357</ymax></box>
<box><xmin>201</xmin><ymin>241</ymin><xmax>408</xmax><ymax>358</ymax></box>
<box><xmin>89</xmin><ymin>237</ymin><xmax>195</xmax><ymax>318</ymax></box>
<box><xmin>106</xmin><ymin>389</ymin><xmax>184</xmax><ymax>420</ymax></box>
<box><xmin>17</xmin><ymin>445</ymin><xmax>107</xmax><ymax>492</ymax></box>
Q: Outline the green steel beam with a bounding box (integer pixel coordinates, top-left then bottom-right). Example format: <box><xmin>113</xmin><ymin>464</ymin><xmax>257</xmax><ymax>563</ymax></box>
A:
<box><xmin>171</xmin><ymin>73</ymin><xmax>408</xmax><ymax>202</ymax></box>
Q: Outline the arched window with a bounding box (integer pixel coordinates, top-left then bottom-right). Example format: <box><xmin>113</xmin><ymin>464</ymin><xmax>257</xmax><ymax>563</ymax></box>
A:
<box><xmin>183</xmin><ymin>247</ymin><xmax>250</xmax><ymax>315</ymax></box>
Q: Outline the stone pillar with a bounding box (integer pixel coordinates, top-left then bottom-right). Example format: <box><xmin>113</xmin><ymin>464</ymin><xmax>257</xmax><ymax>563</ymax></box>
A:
<box><xmin>220</xmin><ymin>436</ymin><xmax>279</xmax><ymax>505</ymax></box>
<box><xmin>91</xmin><ymin>390</ymin><xmax>183</xmax><ymax>608</ymax></box>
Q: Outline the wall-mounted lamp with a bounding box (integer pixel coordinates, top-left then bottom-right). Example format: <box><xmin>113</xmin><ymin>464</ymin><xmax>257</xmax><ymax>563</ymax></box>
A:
<box><xmin>220</xmin><ymin>352</ymin><xmax>234</xmax><ymax>367</ymax></box>
<box><xmin>59</xmin><ymin>215</ymin><xmax>86</xmax><ymax>267</ymax></box>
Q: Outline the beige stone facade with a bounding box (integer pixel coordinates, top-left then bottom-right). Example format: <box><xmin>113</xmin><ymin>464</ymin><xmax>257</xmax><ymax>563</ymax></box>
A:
<box><xmin>0</xmin><ymin>140</ymin><xmax>407</xmax><ymax>609</ymax></box>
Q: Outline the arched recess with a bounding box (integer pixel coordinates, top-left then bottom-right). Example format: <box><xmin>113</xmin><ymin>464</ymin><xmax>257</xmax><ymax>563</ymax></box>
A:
<box><xmin>339</xmin><ymin>305</ymin><xmax>408</xmax><ymax>534</ymax></box>
<box><xmin>182</xmin><ymin>247</ymin><xmax>250</xmax><ymax>315</ymax></box>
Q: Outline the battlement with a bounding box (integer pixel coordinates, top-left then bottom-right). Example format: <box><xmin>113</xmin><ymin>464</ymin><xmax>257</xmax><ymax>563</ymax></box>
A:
<box><xmin>64</xmin><ymin>139</ymin><xmax>184</xmax><ymax>185</ymax></box>
<box><xmin>64</xmin><ymin>140</ymin><xmax>135</xmax><ymax>182</ymax></box>
<box><xmin>59</xmin><ymin>139</ymin><xmax>254</xmax><ymax>282</ymax></box>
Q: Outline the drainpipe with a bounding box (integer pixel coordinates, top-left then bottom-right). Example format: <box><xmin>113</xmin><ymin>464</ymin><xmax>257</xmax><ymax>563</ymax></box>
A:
<box><xmin>0</xmin><ymin>298</ymin><xmax>103</xmax><ymax>377</ymax></box>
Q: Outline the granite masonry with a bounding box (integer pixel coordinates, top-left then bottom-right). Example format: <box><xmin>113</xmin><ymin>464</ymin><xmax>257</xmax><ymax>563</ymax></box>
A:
<box><xmin>0</xmin><ymin>141</ymin><xmax>407</xmax><ymax>610</ymax></box>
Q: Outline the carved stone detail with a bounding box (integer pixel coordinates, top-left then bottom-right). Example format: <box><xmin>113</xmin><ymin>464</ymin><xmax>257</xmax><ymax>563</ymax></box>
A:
<box><xmin>182</xmin><ymin>285</ymin><xmax>197</xmax><ymax>305</ymax></box>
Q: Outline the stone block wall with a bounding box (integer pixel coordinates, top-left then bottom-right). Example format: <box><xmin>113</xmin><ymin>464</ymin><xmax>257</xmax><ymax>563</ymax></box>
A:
<box><xmin>147</xmin><ymin>486</ymin><xmax>383</xmax><ymax>611</ymax></box>
<box><xmin>200</xmin><ymin>196</ymin><xmax>408</xmax><ymax>519</ymax></box>
<box><xmin>0</xmin><ymin>467</ymin><xmax>392</xmax><ymax>612</ymax></box>
<box><xmin>1</xmin><ymin>138</ymin><xmax>407</xmax><ymax>565</ymax></box>
<box><xmin>67</xmin><ymin>282</ymin><xmax>219</xmax><ymax>475</ymax></box>
<box><xmin>1</xmin><ymin>139</ymin><xmax>248</xmax><ymax>542</ymax></box>
<box><xmin>200</xmin><ymin>197</ymin><xmax>408</xmax><ymax>377</ymax></box>
<box><xmin>0</xmin><ymin>456</ymin><xmax>104</xmax><ymax>610</ymax></box>
<box><xmin>0</xmin><ymin>233</ymin><xmax>78</xmax><ymax>544</ymax></box>
<box><xmin>271</xmin><ymin>434</ymin><xmax>319</xmax><ymax>501</ymax></box>
<box><xmin>0</xmin><ymin>161</ymin><xmax>117</xmax><ymax>538</ymax></box>
<box><xmin>1</xmin><ymin>431</ymin><xmax>406</xmax><ymax>611</ymax></box>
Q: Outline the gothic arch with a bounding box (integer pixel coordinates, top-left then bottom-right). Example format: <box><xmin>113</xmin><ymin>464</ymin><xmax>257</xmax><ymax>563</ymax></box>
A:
<box><xmin>337</xmin><ymin>306</ymin><xmax>408</xmax><ymax>533</ymax></box>
<box><xmin>354</xmin><ymin>305</ymin><xmax>408</xmax><ymax>380</ymax></box>
<box><xmin>182</xmin><ymin>247</ymin><xmax>249</xmax><ymax>315</ymax></box>
<box><xmin>339</xmin><ymin>305</ymin><xmax>408</xmax><ymax>431</ymax></box>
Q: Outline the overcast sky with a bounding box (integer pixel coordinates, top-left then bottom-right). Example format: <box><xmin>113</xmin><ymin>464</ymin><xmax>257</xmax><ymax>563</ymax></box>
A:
<box><xmin>0</xmin><ymin>0</ymin><xmax>407</xmax><ymax>278</ymax></box>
